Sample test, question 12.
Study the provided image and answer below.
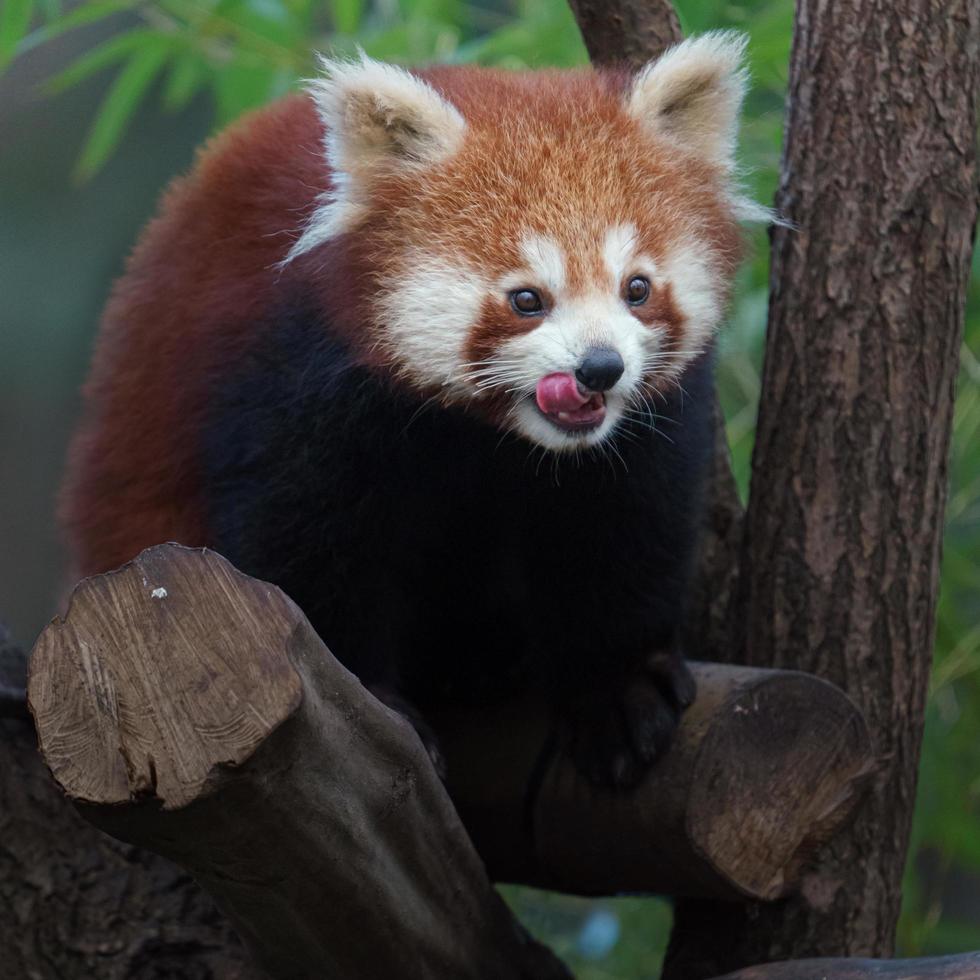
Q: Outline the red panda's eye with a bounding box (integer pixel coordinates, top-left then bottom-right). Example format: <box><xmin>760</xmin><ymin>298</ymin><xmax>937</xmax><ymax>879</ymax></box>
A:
<box><xmin>510</xmin><ymin>289</ymin><xmax>544</xmax><ymax>316</ymax></box>
<box><xmin>626</xmin><ymin>276</ymin><xmax>651</xmax><ymax>306</ymax></box>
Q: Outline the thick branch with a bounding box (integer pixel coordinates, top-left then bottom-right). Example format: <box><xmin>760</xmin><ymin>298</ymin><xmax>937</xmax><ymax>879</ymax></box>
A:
<box><xmin>1</xmin><ymin>625</ymin><xmax>259</xmax><ymax>979</ymax></box>
<box><xmin>435</xmin><ymin>660</ymin><xmax>872</xmax><ymax>901</ymax></box>
<box><xmin>567</xmin><ymin>0</ymin><xmax>682</xmax><ymax>68</ymax></box>
<box><xmin>28</xmin><ymin>544</ymin><xmax>874</xmax><ymax>978</ymax></box>
<box><xmin>711</xmin><ymin>952</ymin><xmax>980</xmax><ymax>980</ymax></box>
<box><xmin>29</xmin><ymin>545</ymin><xmax>565</xmax><ymax>980</ymax></box>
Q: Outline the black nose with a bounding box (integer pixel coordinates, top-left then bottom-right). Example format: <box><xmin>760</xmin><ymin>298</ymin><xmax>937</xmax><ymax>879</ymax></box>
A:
<box><xmin>575</xmin><ymin>347</ymin><xmax>625</xmax><ymax>393</ymax></box>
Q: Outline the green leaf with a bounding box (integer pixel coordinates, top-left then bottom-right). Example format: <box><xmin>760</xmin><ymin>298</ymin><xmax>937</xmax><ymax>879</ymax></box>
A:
<box><xmin>0</xmin><ymin>0</ymin><xmax>35</xmax><ymax>70</ymax></box>
<box><xmin>74</xmin><ymin>38</ymin><xmax>172</xmax><ymax>181</ymax></box>
<box><xmin>332</xmin><ymin>0</ymin><xmax>364</xmax><ymax>34</ymax></box>
<box><xmin>213</xmin><ymin>57</ymin><xmax>292</xmax><ymax>124</ymax></box>
<box><xmin>23</xmin><ymin>0</ymin><xmax>136</xmax><ymax>55</ymax></box>
<box><xmin>162</xmin><ymin>49</ymin><xmax>207</xmax><ymax>111</ymax></box>
<box><xmin>45</xmin><ymin>27</ymin><xmax>159</xmax><ymax>93</ymax></box>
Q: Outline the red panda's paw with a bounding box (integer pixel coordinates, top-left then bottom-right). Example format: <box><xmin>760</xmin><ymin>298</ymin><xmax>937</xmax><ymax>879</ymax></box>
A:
<box><xmin>367</xmin><ymin>685</ymin><xmax>447</xmax><ymax>779</ymax></box>
<box><xmin>561</xmin><ymin>653</ymin><xmax>696</xmax><ymax>792</ymax></box>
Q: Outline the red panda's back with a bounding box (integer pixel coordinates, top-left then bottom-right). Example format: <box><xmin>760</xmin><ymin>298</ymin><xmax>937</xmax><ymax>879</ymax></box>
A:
<box><xmin>61</xmin><ymin>94</ymin><xmax>324</xmax><ymax>576</ymax></box>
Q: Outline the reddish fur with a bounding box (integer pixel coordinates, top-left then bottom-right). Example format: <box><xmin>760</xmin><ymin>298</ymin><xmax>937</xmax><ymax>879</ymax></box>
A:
<box><xmin>62</xmin><ymin>95</ymin><xmax>329</xmax><ymax>575</ymax></box>
<box><xmin>63</xmin><ymin>66</ymin><xmax>741</xmax><ymax>577</ymax></box>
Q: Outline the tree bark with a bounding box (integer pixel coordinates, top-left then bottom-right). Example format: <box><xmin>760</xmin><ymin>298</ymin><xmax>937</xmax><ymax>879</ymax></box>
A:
<box><xmin>665</xmin><ymin>0</ymin><xmax>980</xmax><ymax>976</ymax></box>
<box><xmin>712</xmin><ymin>952</ymin><xmax>980</xmax><ymax>980</ymax></box>
<box><xmin>29</xmin><ymin>545</ymin><xmax>566</xmax><ymax>980</ymax></box>
<box><xmin>27</xmin><ymin>545</ymin><xmax>874</xmax><ymax>979</ymax></box>
<box><xmin>0</xmin><ymin>622</ymin><xmax>261</xmax><ymax>980</ymax></box>
<box><xmin>437</xmin><ymin>661</ymin><xmax>871</xmax><ymax>901</ymax></box>
<box><xmin>567</xmin><ymin>0</ymin><xmax>682</xmax><ymax>69</ymax></box>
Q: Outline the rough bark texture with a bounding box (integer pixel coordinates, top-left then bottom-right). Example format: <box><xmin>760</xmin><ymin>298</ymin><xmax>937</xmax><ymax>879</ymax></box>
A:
<box><xmin>29</xmin><ymin>546</ymin><xmax>568</xmax><ymax>980</ymax></box>
<box><xmin>713</xmin><ymin>952</ymin><xmax>980</xmax><ymax>980</ymax></box>
<box><xmin>567</xmin><ymin>0</ymin><xmax>682</xmax><ymax>69</ymax></box>
<box><xmin>665</xmin><ymin>0</ymin><xmax>980</xmax><ymax>975</ymax></box>
<box><xmin>0</xmin><ymin>622</ymin><xmax>260</xmax><ymax>980</ymax></box>
<box><xmin>437</xmin><ymin>660</ymin><xmax>872</xmax><ymax>900</ymax></box>
<box><xmin>28</xmin><ymin>547</ymin><xmax>873</xmax><ymax>977</ymax></box>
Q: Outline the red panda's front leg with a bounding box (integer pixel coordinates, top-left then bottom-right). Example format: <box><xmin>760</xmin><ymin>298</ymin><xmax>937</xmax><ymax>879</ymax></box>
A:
<box><xmin>556</xmin><ymin>643</ymin><xmax>696</xmax><ymax>791</ymax></box>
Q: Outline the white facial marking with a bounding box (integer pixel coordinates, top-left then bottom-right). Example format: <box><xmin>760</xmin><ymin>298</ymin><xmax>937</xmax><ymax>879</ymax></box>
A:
<box><xmin>658</xmin><ymin>241</ymin><xmax>721</xmax><ymax>361</ymax></box>
<box><xmin>518</xmin><ymin>233</ymin><xmax>566</xmax><ymax>295</ymax></box>
<box><xmin>496</xmin><ymin>284</ymin><xmax>656</xmax><ymax>451</ymax></box>
<box><xmin>379</xmin><ymin>255</ymin><xmax>485</xmax><ymax>391</ymax></box>
<box><xmin>602</xmin><ymin>223</ymin><xmax>641</xmax><ymax>289</ymax></box>
<box><xmin>475</xmin><ymin>226</ymin><xmax>727</xmax><ymax>451</ymax></box>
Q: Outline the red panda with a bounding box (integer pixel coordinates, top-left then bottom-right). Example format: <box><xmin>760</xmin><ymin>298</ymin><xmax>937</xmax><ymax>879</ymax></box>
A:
<box><xmin>62</xmin><ymin>33</ymin><xmax>761</xmax><ymax>788</ymax></box>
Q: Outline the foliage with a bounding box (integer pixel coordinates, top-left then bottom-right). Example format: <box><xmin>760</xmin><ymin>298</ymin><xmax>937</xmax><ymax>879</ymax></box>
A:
<box><xmin>2</xmin><ymin>0</ymin><xmax>584</xmax><ymax>180</ymax></box>
<box><xmin>4</xmin><ymin>0</ymin><xmax>978</xmax><ymax>975</ymax></box>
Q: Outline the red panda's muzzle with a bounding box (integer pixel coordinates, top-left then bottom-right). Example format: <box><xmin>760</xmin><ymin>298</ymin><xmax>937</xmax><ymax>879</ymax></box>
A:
<box><xmin>535</xmin><ymin>372</ymin><xmax>606</xmax><ymax>431</ymax></box>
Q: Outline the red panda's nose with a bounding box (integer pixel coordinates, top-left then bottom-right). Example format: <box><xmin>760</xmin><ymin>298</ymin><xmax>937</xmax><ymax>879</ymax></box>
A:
<box><xmin>575</xmin><ymin>347</ymin><xmax>625</xmax><ymax>393</ymax></box>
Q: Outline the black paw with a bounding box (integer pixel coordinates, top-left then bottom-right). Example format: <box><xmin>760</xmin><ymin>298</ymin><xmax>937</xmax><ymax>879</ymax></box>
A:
<box><xmin>560</xmin><ymin>653</ymin><xmax>695</xmax><ymax>791</ymax></box>
<box><xmin>368</xmin><ymin>685</ymin><xmax>447</xmax><ymax>779</ymax></box>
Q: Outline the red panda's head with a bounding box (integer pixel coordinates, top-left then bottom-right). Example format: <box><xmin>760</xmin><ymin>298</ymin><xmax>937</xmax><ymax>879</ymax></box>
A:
<box><xmin>287</xmin><ymin>34</ymin><xmax>765</xmax><ymax>451</ymax></box>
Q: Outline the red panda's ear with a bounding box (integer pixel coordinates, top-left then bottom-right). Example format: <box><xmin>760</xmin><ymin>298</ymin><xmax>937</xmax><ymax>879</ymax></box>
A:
<box><xmin>312</xmin><ymin>54</ymin><xmax>466</xmax><ymax>173</ymax></box>
<box><xmin>626</xmin><ymin>31</ymin><xmax>748</xmax><ymax>175</ymax></box>
<box><xmin>285</xmin><ymin>54</ymin><xmax>466</xmax><ymax>261</ymax></box>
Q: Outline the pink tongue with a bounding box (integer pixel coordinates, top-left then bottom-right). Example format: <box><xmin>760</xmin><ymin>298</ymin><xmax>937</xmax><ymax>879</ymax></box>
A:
<box><xmin>536</xmin><ymin>372</ymin><xmax>587</xmax><ymax>415</ymax></box>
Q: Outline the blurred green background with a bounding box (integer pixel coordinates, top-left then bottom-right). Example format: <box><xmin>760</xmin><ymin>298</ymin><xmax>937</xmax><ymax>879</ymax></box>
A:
<box><xmin>0</xmin><ymin>1</ymin><xmax>977</xmax><ymax>975</ymax></box>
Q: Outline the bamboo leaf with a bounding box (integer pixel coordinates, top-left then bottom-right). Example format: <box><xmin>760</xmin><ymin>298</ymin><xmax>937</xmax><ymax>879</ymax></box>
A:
<box><xmin>45</xmin><ymin>28</ymin><xmax>159</xmax><ymax>93</ymax></box>
<box><xmin>23</xmin><ymin>0</ymin><xmax>137</xmax><ymax>55</ymax></box>
<box><xmin>162</xmin><ymin>49</ymin><xmax>207</xmax><ymax>111</ymax></box>
<box><xmin>74</xmin><ymin>39</ymin><xmax>171</xmax><ymax>181</ymax></box>
<box><xmin>0</xmin><ymin>0</ymin><xmax>35</xmax><ymax>70</ymax></box>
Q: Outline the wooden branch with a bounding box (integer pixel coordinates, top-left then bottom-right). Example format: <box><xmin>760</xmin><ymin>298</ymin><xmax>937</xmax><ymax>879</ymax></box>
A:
<box><xmin>434</xmin><ymin>661</ymin><xmax>872</xmax><ymax>901</ymax></box>
<box><xmin>567</xmin><ymin>0</ymin><xmax>682</xmax><ymax>68</ymax></box>
<box><xmin>711</xmin><ymin>952</ymin><xmax>980</xmax><ymax>980</ymax></box>
<box><xmin>29</xmin><ymin>545</ymin><xmax>873</xmax><ymax>978</ymax></box>
<box><xmin>0</xmin><ymin>623</ymin><xmax>260</xmax><ymax>979</ymax></box>
<box><xmin>29</xmin><ymin>545</ymin><xmax>567</xmax><ymax>980</ymax></box>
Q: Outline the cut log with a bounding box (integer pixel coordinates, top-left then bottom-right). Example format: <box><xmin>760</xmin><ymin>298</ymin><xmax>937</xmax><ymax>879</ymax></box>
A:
<box><xmin>710</xmin><ymin>952</ymin><xmax>980</xmax><ymax>979</ymax></box>
<box><xmin>0</xmin><ymin>622</ymin><xmax>260</xmax><ymax>980</ymax></box>
<box><xmin>29</xmin><ymin>545</ymin><xmax>566</xmax><ymax>980</ymax></box>
<box><xmin>435</xmin><ymin>661</ymin><xmax>873</xmax><ymax>900</ymax></box>
<box><xmin>29</xmin><ymin>544</ymin><xmax>873</xmax><ymax>975</ymax></box>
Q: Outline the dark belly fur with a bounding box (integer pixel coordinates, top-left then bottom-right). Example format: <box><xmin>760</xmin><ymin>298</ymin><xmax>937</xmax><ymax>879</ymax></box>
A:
<box><xmin>202</xmin><ymin>302</ymin><xmax>715</xmax><ymax>714</ymax></box>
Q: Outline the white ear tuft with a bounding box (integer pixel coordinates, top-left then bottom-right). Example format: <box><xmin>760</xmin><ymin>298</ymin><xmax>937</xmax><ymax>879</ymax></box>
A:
<box><xmin>627</xmin><ymin>31</ymin><xmax>749</xmax><ymax>174</ymax></box>
<box><xmin>285</xmin><ymin>53</ymin><xmax>466</xmax><ymax>263</ymax></box>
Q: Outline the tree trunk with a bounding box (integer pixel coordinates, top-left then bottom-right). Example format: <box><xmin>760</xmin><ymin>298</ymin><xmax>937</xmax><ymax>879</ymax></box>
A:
<box><xmin>567</xmin><ymin>0</ymin><xmax>681</xmax><ymax>69</ymax></box>
<box><xmin>0</xmin><ymin>623</ymin><xmax>261</xmax><ymax>980</ymax></box>
<box><xmin>665</xmin><ymin>0</ymin><xmax>980</xmax><ymax>975</ymax></box>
